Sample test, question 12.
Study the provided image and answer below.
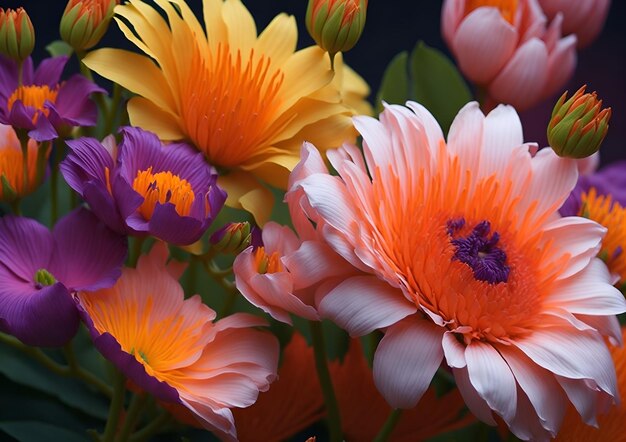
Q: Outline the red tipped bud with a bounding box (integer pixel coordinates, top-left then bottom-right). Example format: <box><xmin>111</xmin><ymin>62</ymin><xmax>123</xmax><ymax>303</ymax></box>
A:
<box><xmin>548</xmin><ymin>85</ymin><xmax>611</xmax><ymax>159</ymax></box>
<box><xmin>0</xmin><ymin>8</ymin><xmax>35</xmax><ymax>62</ymax></box>
<box><xmin>60</xmin><ymin>0</ymin><xmax>118</xmax><ymax>51</ymax></box>
<box><xmin>306</xmin><ymin>0</ymin><xmax>367</xmax><ymax>61</ymax></box>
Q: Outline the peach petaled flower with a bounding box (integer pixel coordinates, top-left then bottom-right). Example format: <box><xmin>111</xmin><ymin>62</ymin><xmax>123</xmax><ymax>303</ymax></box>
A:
<box><xmin>548</xmin><ymin>85</ymin><xmax>611</xmax><ymax>159</ymax></box>
<box><xmin>306</xmin><ymin>0</ymin><xmax>368</xmax><ymax>63</ymax></box>
<box><xmin>76</xmin><ymin>243</ymin><xmax>279</xmax><ymax>441</ymax></box>
<box><xmin>0</xmin><ymin>208</ymin><xmax>126</xmax><ymax>347</ymax></box>
<box><xmin>0</xmin><ymin>123</ymin><xmax>47</xmax><ymax>201</ymax></box>
<box><xmin>60</xmin><ymin>127</ymin><xmax>226</xmax><ymax>246</ymax></box>
<box><xmin>60</xmin><ymin>0</ymin><xmax>118</xmax><ymax>51</ymax></box>
<box><xmin>555</xmin><ymin>325</ymin><xmax>626</xmax><ymax>442</ymax></box>
<box><xmin>0</xmin><ymin>55</ymin><xmax>104</xmax><ymax>141</ymax></box>
<box><xmin>83</xmin><ymin>0</ymin><xmax>369</xmax><ymax>225</ymax></box>
<box><xmin>578</xmin><ymin>189</ymin><xmax>626</xmax><ymax>286</ymax></box>
<box><xmin>441</xmin><ymin>0</ymin><xmax>577</xmax><ymax>111</ymax></box>
<box><xmin>0</xmin><ymin>8</ymin><xmax>35</xmax><ymax>62</ymax></box>
<box><xmin>330</xmin><ymin>339</ymin><xmax>475</xmax><ymax>441</ymax></box>
<box><xmin>538</xmin><ymin>0</ymin><xmax>611</xmax><ymax>49</ymax></box>
<box><xmin>233</xmin><ymin>333</ymin><xmax>325</xmax><ymax>442</ymax></box>
<box><xmin>288</xmin><ymin>102</ymin><xmax>626</xmax><ymax>440</ymax></box>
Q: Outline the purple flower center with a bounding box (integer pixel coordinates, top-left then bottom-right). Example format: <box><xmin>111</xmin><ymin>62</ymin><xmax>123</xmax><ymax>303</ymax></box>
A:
<box><xmin>447</xmin><ymin>218</ymin><xmax>510</xmax><ymax>284</ymax></box>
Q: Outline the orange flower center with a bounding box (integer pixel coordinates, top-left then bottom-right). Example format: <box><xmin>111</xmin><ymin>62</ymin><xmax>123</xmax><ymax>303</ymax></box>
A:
<box><xmin>7</xmin><ymin>85</ymin><xmax>59</xmax><ymax>122</ymax></box>
<box><xmin>254</xmin><ymin>247</ymin><xmax>283</xmax><ymax>274</ymax></box>
<box><xmin>181</xmin><ymin>43</ymin><xmax>285</xmax><ymax>168</ymax></box>
<box><xmin>0</xmin><ymin>143</ymin><xmax>38</xmax><ymax>199</ymax></box>
<box><xmin>579</xmin><ymin>188</ymin><xmax>626</xmax><ymax>284</ymax></box>
<box><xmin>361</xmin><ymin>147</ymin><xmax>567</xmax><ymax>344</ymax></box>
<box><xmin>132</xmin><ymin>167</ymin><xmax>195</xmax><ymax>220</ymax></box>
<box><xmin>466</xmin><ymin>0</ymin><xmax>518</xmax><ymax>24</ymax></box>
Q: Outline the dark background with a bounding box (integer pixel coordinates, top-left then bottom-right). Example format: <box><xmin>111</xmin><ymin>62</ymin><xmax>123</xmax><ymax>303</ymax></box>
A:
<box><xmin>6</xmin><ymin>0</ymin><xmax>626</xmax><ymax>164</ymax></box>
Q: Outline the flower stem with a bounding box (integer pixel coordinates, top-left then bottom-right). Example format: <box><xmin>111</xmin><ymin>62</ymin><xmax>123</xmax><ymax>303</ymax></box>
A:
<box><xmin>129</xmin><ymin>409</ymin><xmax>173</xmax><ymax>442</ymax></box>
<box><xmin>309</xmin><ymin>320</ymin><xmax>342</xmax><ymax>442</ymax></box>
<box><xmin>129</xmin><ymin>236</ymin><xmax>147</xmax><ymax>267</ymax></box>
<box><xmin>373</xmin><ymin>408</ymin><xmax>402</xmax><ymax>442</ymax></box>
<box><xmin>118</xmin><ymin>393</ymin><xmax>149</xmax><ymax>442</ymax></box>
<box><xmin>102</xmin><ymin>368</ymin><xmax>126</xmax><ymax>442</ymax></box>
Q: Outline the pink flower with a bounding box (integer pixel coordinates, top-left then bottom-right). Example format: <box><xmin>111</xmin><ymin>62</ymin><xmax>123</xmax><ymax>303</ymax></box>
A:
<box><xmin>441</xmin><ymin>0</ymin><xmax>577</xmax><ymax>110</ymax></box>
<box><xmin>77</xmin><ymin>243</ymin><xmax>279</xmax><ymax>441</ymax></box>
<box><xmin>538</xmin><ymin>0</ymin><xmax>611</xmax><ymax>48</ymax></box>
<box><xmin>288</xmin><ymin>101</ymin><xmax>626</xmax><ymax>440</ymax></box>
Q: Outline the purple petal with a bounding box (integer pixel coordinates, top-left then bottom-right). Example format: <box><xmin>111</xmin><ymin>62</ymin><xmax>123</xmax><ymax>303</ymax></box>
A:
<box><xmin>0</xmin><ymin>55</ymin><xmax>19</xmax><ymax>103</ymax></box>
<box><xmin>29</xmin><ymin>111</ymin><xmax>59</xmax><ymax>141</ymax></box>
<box><xmin>62</xmin><ymin>137</ymin><xmax>115</xmax><ymax>193</ymax></box>
<box><xmin>0</xmin><ymin>216</ymin><xmax>53</xmax><ymax>282</ymax></box>
<box><xmin>82</xmin><ymin>182</ymin><xmax>128</xmax><ymax>234</ymax></box>
<box><xmin>49</xmin><ymin>74</ymin><xmax>104</xmax><ymax>128</ymax></box>
<box><xmin>0</xmin><ymin>266</ymin><xmax>79</xmax><ymax>347</ymax></box>
<box><xmin>33</xmin><ymin>56</ymin><xmax>68</xmax><ymax>86</ymax></box>
<box><xmin>148</xmin><ymin>203</ymin><xmax>206</xmax><ymax>245</ymax></box>
<box><xmin>48</xmin><ymin>208</ymin><xmax>127</xmax><ymax>292</ymax></box>
<box><xmin>78</xmin><ymin>303</ymin><xmax>181</xmax><ymax>403</ymax></box>
<box><xmin>6</xmin><ymin>100</ymin><xmax>37</xmax><ymax>131</ymax></box>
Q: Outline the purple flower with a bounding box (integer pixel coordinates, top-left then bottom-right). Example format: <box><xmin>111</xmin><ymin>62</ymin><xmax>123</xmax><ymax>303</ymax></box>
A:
<box><xmin>0</xmin><ymin>207</ymin><xmax>127</xmax><ymax>347</ymax></box>
<box><xmin>0</xmin><ymin>55</ymin><xmax>104</xmax><ymax>141</ymax></box>
<box><xmin>561</xmin><ymin>161</ymin><xmax>626</xmax><ymax>216</ymax></box>
<box><xmin>61</xmin><ymin>127</ymin><xmax>227</xmax><ymax>245</ymax></box>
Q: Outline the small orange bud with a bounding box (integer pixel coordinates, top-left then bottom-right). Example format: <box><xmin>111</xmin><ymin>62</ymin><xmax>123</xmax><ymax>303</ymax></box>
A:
<box><xmin>547</xmin><ymin>85</ymin><xmax>611</xmax><ymax>159</ymax></box>
<box><xmin>0</xmin><ymin>8</ymin><xmax>35</xmax><ymax>62</ymax></box>
<box><xmin>60</xmin><ymin>0</ymin><xmax>118</xmax><ymax>51</ymax></box>
<box><xmin>306</xmin><ymin>0</ymin><xmax>367</xmax><ymax>65</ymax></box>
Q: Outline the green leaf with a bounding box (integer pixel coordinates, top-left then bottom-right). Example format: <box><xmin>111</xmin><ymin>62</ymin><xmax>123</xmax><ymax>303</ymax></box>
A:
<box><xmin>0</xmin><ymin>344</ymin><xmax>109</xmax><ymax>419</ymax></box>
<box><xmin>410</xmin><ymin>41</ymin><xmax>472</xmax><ymax>133</ymax></box>
<box><xmin>45</xmin><ymin>40</ymin><xmax>74</xmax><ymax>58</ymax></box>
<box><xmin>0</xmin><ymin>421</ymin><xmax>88</xmax><ymax>442</ymax></box>
<box><xmin>375</xmin><ymin>51</ymin><xmax>409</xmax><ymax>112</ymax></box>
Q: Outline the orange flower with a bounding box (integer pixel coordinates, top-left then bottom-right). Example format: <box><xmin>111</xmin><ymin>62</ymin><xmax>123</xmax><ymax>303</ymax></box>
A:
<box><xmin>83</xmin><ymin>0</ymin><xmax>370</xmax><ymax>224</ymax></box>
<box><xmin>0</xmin><ymin>123</ymin><xmax>44</xmax><ymax>201</ymax></box>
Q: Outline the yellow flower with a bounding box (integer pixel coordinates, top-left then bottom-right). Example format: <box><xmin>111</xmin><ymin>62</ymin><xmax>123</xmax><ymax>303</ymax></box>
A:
<box><xmin>83</xmin><ymin>0</ymin><xmax>370</xmax><ymax>224</ymax></box>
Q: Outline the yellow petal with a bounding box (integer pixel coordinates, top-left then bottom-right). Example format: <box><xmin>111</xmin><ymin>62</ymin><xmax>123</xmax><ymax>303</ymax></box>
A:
<box><xmin>218</xmin><ymin>170</ymin><xmax>274</xmax><ymax>226</ymax></box>
<box><xmin>275</xmin><ymin>114</ymin><xmax>357</xmax><ymax>153</ymax></box>
<box><xmin>255</xmin><ymin>13</ymin><xmax>298</xmax><ymax>69</ymax></box>
<box><xmin>202</xmin><ymin>0</ymin><xmax>229</xmax><ymax>49</ymax></box>
<box><xmin>83</xmin><ymin>48</ymin><xmax>177</xmax><ymax>113</ymax></box>
<box><xmin>222</xmin><ymin>0</ymin><xmax>257</xmax><ymax>55</ymax></box>
<box><xmin>242</xmin><ymin>153</ymin><xmax>301</xmax><ymax>190</ymax></box>
<box><xmin>127</xmin><ymin>97</ymin><xmax>186</xmax><ymax>141</ymax></box>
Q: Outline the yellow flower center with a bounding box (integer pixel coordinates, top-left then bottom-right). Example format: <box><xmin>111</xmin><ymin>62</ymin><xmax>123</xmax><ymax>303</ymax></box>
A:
<box><xmin>181</xmin><ymin>43</ymin><xmax>285</xmax><ymax>168</ymax></box>
<box><xmin>579</xmin><ymin>188</ymin><xmax>626</xmax><ymax>284</ymax></box>
<box><xmin>132</xmin><ymin>167</ymin><xmax>195</xmax><ymax>220</ymax></box>
<box><xmin>7</xmin><ymin>85</ymin><xmax>59</xmax><ymax>122</ymax></box>
<box><xmin>0</xmin><ymin>143</ymin><xmax>37</xmax><ymax>199</ymax></box>
<box><xmin>466</xmin><ymin>0</ymin><xmax>518</xmax><ymax>24</ymax></box>
<box><xmin>254</xmin><ymin>247</ymin><xmax>283</xmax><ymax>274</ymax></box>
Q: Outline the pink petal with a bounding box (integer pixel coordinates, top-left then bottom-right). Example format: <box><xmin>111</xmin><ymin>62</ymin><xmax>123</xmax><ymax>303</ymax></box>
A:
<box><xmin>542</xmin><ymin>217</ymin><xmax>604</xmax><ymax>280</ymax></box>
<box><xmin>545</xmin><ymin>258</ymin><xmax>626</xmax><ymax>314</ymax></box>
<box><xmin>453</xmin><ymin>366</ymin><xmax>497</xmax><ymax>425</ymax></box>
<box><xmin>498</xmin><ymin>344</ymin><xmax>566</xmax><ymax>435</ymax></box>
<box><xmin>372</xmin><ymin>318</ymin><xmax>444</xmax><ymax>408</ymax></box>
<box><xmin>446</xmin><ymin>101</ymin><xmax>484</xmax><ymax>174</ymax></box>
<box><xmin>317</xmin><ymin>276</ymin><xmax>416</xmax><ymax>336</ymax></box>
<box><xmin>542</xmin><ymin>34</ymin><xmax>577</xmax><ymax>100</ymax></box>
<box><xmin>555</xmin><ymin>375</ymin><xmax>602</xmax><ymax>426</ymax></box>
<box><xmin>577</xmin><ymin>313</ymin><xmax>623</xmax><ymax>346</ymax></box>
<box><xmin>488</xmin><ymin>38</ymin><xmax>548</xmax><ymax>111</ymax></box>
<box><xmin>575</xmin><ymin>0</ymin><xmax>610</xmax><ymax>48</ymax></box>
<box><xmin>514</xmin><ymin>328</ymin><xmax>618</xmax><ymax>397</ymax></box>
<box><xmin>465</xmin><ymin>341</ymin><xmax>517</xmax><ymax>423</ymax></box>
<box><xmin>262</xmin><ymin>222</ymin><xmax>300</xmax><ymax>256</ymax></box>
<box><xmin>452</xmin><ymin>8</ymin><xmax>517</xmax><ymax>84</ymax></box>
<box><xmin>442</xmin><ymin>331</ymin><xmax>467</xmax><ymax>368</ymax></box>
<box><xmin>405</xmin><ymin>101</ymin><xmax>445</xmax><ymax>151</ymax></box>
<box><xmin>283</xmin><ymin>240</ymin><xmax>355</xmax><ymax>290</ymax></box>
<box><xmin>478</xmin><ymin>104</ymin><xmax>526</xmax><ymax>179</ymax></box>
<box><xmin>507</xmin><ymin>386</ymin><xmax>556</xmax><ymax>440</ymax></box>
<box><xmin>179</xmin><ymin>400</ymin><xmax>237</xmax><ymax>442</ymax></box>
<box><xmin>441</xmin><ymin>0</ymin><xmax>465</xmax><ymax>46</ymax></box>
<box><xmin>353</xmin><ymin>115</ymin><xmax>393</xmax><ymax>178</ymax></box>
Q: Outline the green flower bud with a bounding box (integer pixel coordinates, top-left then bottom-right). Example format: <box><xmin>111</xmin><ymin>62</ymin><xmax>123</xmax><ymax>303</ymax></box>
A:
<box><xmin>548</xmin><ymin>85</ymin><xmax>611</xmax><ymax>159</ymax></box>
<box><xmin>60</xmin><ymin>0</ymin><xmax>118</xmax><ymax>51</ymax></box>
<box><xmin>306</xmin><ymin>0</ymin><xmax>367</xmax><ymax>64</ymax></box>
<box><xmin>210</xmin><ymin>222</ymin><xmax>252</xmax><ymax>255</ymax></box>
<box><xmin>35</xmin><ymin>269</ymin><xmax>57</xmax><ymax>287</ymax></box>
<box><xmin>0</xmin><ymin>8</ymin><xmax>35</xmax><ymax>62</ymax></box>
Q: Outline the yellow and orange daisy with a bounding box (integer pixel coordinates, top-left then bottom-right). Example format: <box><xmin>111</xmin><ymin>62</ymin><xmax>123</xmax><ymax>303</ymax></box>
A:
<box><xmin>84</xmin><ymin>0</ymin><xmax>370</xmax><ymax>224</ymax></box>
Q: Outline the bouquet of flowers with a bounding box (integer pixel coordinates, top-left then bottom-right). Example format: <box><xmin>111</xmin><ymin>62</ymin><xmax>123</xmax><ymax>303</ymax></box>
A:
<box><xmin>0</xmin><ymin>0</ymin><xmax>624</xmax><ymax>441</ymax></box>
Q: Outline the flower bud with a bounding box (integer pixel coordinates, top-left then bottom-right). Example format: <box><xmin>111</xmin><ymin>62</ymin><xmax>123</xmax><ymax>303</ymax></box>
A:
<box><xmin>0</xmin><ymin>8</ymin><xmax>35</xmax><ymax>62</ymax></box>
<box><xmin>60</xmin><ymin>0</ymin><xmax>118</xmax><ymax>51</ymax></box>
<box><xmin>548</xmin><ymin>85</ymin><xmax>611</xmax><ymax>159</ymax></box>
<box><xmin>306</xmin><ymin>0</ymin><xmax>367</xmax><ymax>61</ymax></box>
<box><xmin>210</xmin><ymin>222</ymin><xmax>252</xmax><ymax>255</ymax></box>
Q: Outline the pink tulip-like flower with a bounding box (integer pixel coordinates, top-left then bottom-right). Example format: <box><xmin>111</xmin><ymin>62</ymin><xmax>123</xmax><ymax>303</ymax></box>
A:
<box><xmin>538</xmin><ymin>0</ymin><xmax>611</xmax><ymax>48</ymax></box>
<box><xmin>288</xmin><ymin>101</ymin><xmax>626</xmax><ymax>440</ymax></box>
<box><xmin>442</xmin><ymin>0</ymin><xmax>577</xmax><ymax>110</ymax></box>
<box><xmin>77</xmin><ymin>243</ymin><xmax>279</xmax><ymax>441</ymax></box>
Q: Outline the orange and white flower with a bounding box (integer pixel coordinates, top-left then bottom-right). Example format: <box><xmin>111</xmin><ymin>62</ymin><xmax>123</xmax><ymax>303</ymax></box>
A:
<box><xmin>83</xmin><ymin>0</ymin><xmax>370</xmax><ymax>224</ymax></box>
<box><xmin>288</xmin><ymin>101</ymin><xmax>626</xmax><ymax>440</ymax></box>
<box><xmin>76</xmin><ymin>243</ymin><xmax>279</xmax><ymax>441</ymax></box>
